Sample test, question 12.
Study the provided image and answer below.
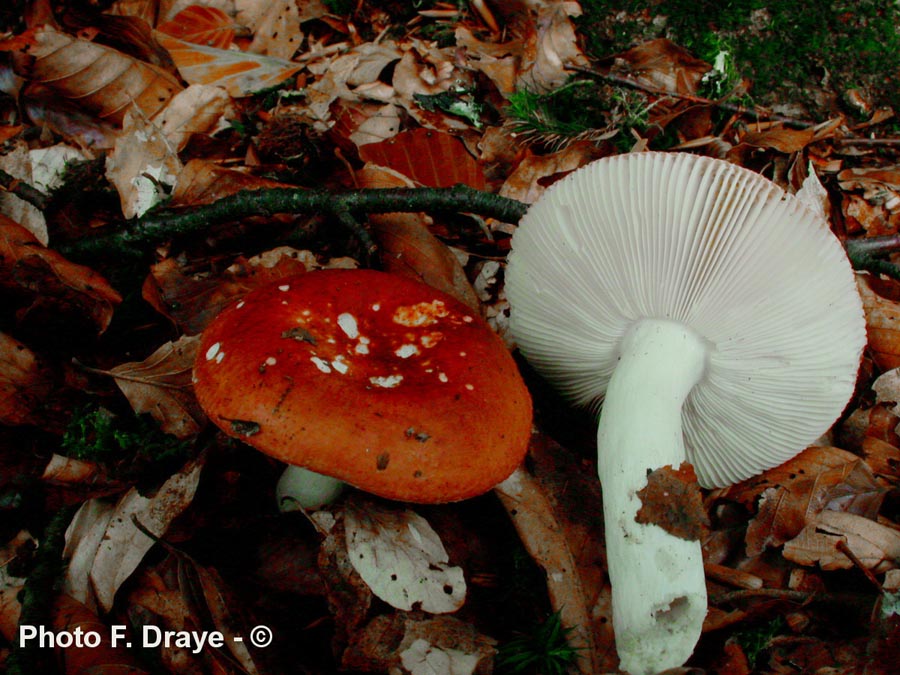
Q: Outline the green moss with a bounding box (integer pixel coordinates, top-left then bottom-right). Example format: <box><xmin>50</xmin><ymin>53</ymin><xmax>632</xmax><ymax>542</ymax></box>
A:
<box><xmin>577</xmin><ymin>0</ymin><xmax>900</xmax><ymax>118</ymax></box>
<box><xmin>504</xmin><ymin>79</ymin><xmax>656</xmax><ymax>150</ymax></box>
<box><xmin>62</xmin><ymin>407</ymin><xmax>190</xmax><ymax>467</ymax></box>
<box><xmin>496</xmin><ymin>611</ymin><xmax>581</xmax><ymax>675</ymax></box>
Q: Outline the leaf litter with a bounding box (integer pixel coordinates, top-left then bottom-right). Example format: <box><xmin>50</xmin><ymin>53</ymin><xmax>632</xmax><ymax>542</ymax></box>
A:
<box><xmin>3</xmin><ymin>1</ymin><xmax>900</xmax><ymax>674</ymax></box>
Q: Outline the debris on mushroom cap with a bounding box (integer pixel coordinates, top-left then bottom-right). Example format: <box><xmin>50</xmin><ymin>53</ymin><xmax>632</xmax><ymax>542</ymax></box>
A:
<box><xmin>193</xmin><ymin>269</ymin><xmax>532</xmax><ymax>503</ymax></box>
<box><xmin>507</xmin><ymin>151</ymin><xmax>867</xmax><ymax>488</ymax></box>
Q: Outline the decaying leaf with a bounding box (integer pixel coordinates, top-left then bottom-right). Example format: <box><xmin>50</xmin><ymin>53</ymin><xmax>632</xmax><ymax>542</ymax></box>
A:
<box><xmin>14</xmin><ymin>26</ymin><xmax>182</xmax><ymax>123</ymax></box>
<box><xmin>344</xmin><ymin>497</ymin><xmax>466</xmax><ymax>614</ymax></box>
<box><xmin>343</xmin><ymin>613</ymin><xmax>496</xmax><ymax>675</ymax></box>
<box><xmin>151</xmin><ymin>84</ymin><xmax>233</xmax><ymax>152</ymax></box>
<box><xmin>0</xmin><ymin>213</ymin><xmax>121</xmax><ymax>334</ymax></box>
<box><xmin>64</xmin><ymin>457</ymin><xmax>204</xmax><ymax>612</ymax></box>
<box><xmin>0</xmin><ymin>331</ymin><xmax>55</xmax><ymax>427</ymax></box>
<box><xmin>635</xmin><ymin>462</ymin><xmax>710</xmax><ymax>541</ymax></box>
<box><xmin>109</xmin><ymin>335</ymin><xmax>205</xmax><ymax>438</ymax></box>
<box><xmin>783</xmin><ymin>509</ymin><xmax>900</xmax><ymax>572</ymax></box>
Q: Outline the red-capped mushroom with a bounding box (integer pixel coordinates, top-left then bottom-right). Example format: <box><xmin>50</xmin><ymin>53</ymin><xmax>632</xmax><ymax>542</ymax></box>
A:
<box><xmin>193</xmin><ymin>269</ymin><xmax>532</xmax><ymax>504</ymax></box>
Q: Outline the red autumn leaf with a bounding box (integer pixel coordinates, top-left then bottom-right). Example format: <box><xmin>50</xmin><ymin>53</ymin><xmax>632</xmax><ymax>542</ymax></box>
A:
<box><xmin>359</xmin><ymin>128</ymin><xmax>486</xmax><ymax>189</ymax></box>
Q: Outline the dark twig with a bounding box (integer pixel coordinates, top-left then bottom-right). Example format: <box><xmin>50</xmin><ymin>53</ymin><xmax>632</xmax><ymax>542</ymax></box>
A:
<box><xmin>575</xmin><ymin>66</ymin><xmax>817</xmax><ymax>129</ymax></box>
<box><xmin>0</xmin><ymin>168</ymin><xmax>51</xmax><ymax>212</ymax></box>
<box><xmin>7</xmin><ymin>504</ymin><xmax>79</xmax><ymax>675</ymax></box>
<box><xmin>56</xmin><ymin>185</ymin><xmax>529</xmax><ymax>264</ymax></box>
<box><xmin>845</xmin><ymin>235</ymin><xmax>900</xmax><ymax>281</ymax></box>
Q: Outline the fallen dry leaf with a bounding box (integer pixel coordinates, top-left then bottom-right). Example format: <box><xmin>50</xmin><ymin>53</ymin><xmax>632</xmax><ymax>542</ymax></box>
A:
<box><xmin>0</xmin><ymin>331</ymin><xmax>55</xmax><ymax>427</ymax></box>
<box><xmin>65</xmin><ymin>457</ymin><xmax>204</xmax><ymax>612</ymax></box>
<box><xmin>156</xmin><ymin>5</ymin><xmax>238</xmax><ymax>49</ymax></box>
<box><xmin>344</xmin><ymin>496</ymin><xmax>466</xmax><ymax>614</ymax></box>
<box><xmin>783</xmin><ymin>509</ymin><xmax>900</xmax><ymax>572</ymax></box>
<box><xmin>858</xmin><ymin>274</ymin><xmax>900</xmax><ymax>369</ymax></box>
<box><xmin>725</xmin><ymin>446</ymin><xmax>886</xmax><ymax>556</ymax></box>
<box><xmin>106</xmin><ymin>109</ymin><xmax>182</xmax><ymax>218</ymax></box>
<box><xmin>359</xmin><ymin>128</ymin><xmax>486</xmax><ymax>189</ymax></box>
<box><xmin>0</xmin><ymin>213</ymin><xmax>121</xmax><ymax>334</ymax></box>
<box><xmin>14</xmin><ymin>26</ymin><xmax>182</xmax><ymax>123</ymax></box>
<box><xmin>53</xmin><ymin>594</ymin><xmax>150</xmax><ymax>675</ymax></box>
<box><xmin>357</xmin><ymin>165</ymin><xmax>480</xmax><ymax>309</ymax></box>
<box><xmin>495</xmin><ymin>429</ymin><xmax>614</xmax><ymax>675</ymax></box>
<box><xmin>108</xmin><ymin>335</ymin><xmax>205</xmax><ymax>438</ymax></box>
<box><xmin>343</xmin><ymin>613</ymin><xmax>496</xmax><ymax>675</ymax></box>
<box><xmin>143</xmin><ymin>247</ymin><xmax>324</xmax><ymax>334</ymax></box>
<box><xmin>151</xmin><ymin>83</ymin><xmax>233</xmax><ymax>152</ymax></box>
<box><xmin>155</xmin><ymin>31</ymin><xmax>303</xmax><ymax>97</ymax></box>
<box><xmin>517</xmin><ymin>0</ymin><xmax>588</xmax><ymax>92</ymax></box>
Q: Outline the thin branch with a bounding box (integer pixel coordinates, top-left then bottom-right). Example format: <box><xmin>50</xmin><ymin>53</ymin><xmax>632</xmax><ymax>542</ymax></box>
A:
<box><xmin>0</xmin><ymin>168</ymin><xmax>51</xmax><ymax>212</ymax></box>
<box><xmin>56</xmin><ymin>185</ymin><xmax>529</xmax><ymax>264</ymax></box>
<box><xmin>576</xmin><ymin>66</ymin><xmax>817</xmax><ymax>129</ymax></box>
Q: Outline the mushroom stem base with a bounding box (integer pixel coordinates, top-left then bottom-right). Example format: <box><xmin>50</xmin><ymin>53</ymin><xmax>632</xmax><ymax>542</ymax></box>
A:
<box><xmin>597</xmin><ymin>319</ymin><xmax>708</xmax><ymax>675</ymax></box>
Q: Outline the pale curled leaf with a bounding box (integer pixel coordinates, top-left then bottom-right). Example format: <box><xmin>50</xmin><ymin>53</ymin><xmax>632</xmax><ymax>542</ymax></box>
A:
<box><xmin>106</xmin><ymin>110</ymin><xmax>182</xmax><ymax>219</ymax></box>
<box><xmin>110</xmin><ymin>335</ymin><xmax>205</xmax><ymax>438</ymax></box>
<box><xmin>78</xmin><ymin>458</ymin><xmax>204</xmax><ymax>612</ymax></box>
<box><xmin>783</xmin><ymin>510</ymin><xmax>900</xmax><ymax>572</ymax></box>
<box><xmin>344</xmin><ymin>499</ymin><xmax>466</xmax><ymax>614</ymax></box>
<box><xmin>15</xmin><ymin>26</ymin><xmax>182</xmax><ymax>123</ymax></box>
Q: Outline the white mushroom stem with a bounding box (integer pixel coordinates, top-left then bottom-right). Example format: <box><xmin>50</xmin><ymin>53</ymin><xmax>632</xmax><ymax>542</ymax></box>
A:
<box><xmin>597</xmin><ymin>319</ymin><xmax>709</xmax><ymax>675</ymax></box>
<box><xmin>276</xmin><ymin>465</ymin><xmax>345</xmax><ymax>512</ymax></box>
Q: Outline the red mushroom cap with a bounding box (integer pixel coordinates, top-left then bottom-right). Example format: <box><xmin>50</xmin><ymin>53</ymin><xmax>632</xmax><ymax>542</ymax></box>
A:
<box><xmin>193</xmin><ymin>269</ymin><xmax>532</xmax><ymax>503</ymax></box>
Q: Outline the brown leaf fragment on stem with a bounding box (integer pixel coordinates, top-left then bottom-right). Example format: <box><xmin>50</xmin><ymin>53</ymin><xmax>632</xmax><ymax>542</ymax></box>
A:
<box><xmin>635</xmin><ymin>462</ymin><xmax>710</xmax><ymax>541</ymax></box>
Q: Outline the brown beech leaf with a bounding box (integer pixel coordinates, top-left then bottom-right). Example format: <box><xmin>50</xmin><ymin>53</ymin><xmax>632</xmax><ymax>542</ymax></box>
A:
<box><xmin>0</xmin><ymin>331</ymin><xmax>55</xmax><ymax>427</ymax></box>
<box><xmin>611</xmin><ymin>38</ymin><xmax>709</xmax><ymax>96</ymax></box>
<box><xmin>358</xmin><ymin>128</ymin><xmax>486</xmax><ymax>189</ymax></box>
<box><xmin>858</xmin><ymin>274</ymin><xmax>900</xmax><ymax>369</ymax></box>
<box><xmin>358</xmin><ymin>165</ymin><xmax>480</xmax><ymax>310</ymax></box>
<box><xmin>783</xmin><ymin>510</ymin><xmax>900</xmax><ymax>571</ymax></box>
<box><xmin>108</xmin><ymin>335</ymin><xmax>205</xmax><ymax>439</ymax></box>
<box><xmin>0</xmin><ymin>213</ymin><xmax>121</xmax><ymax>334</ymax></box>
<box><xmin>14</xmin><ymin>26</ymin><xmax>182</xmax><ymax>124</ymax></box>
<box><xmin>156</xmin><ymin>5</ymin><xmax>237</xmax><ymax>49</ymax></box>
<box><xmin>635</xmin><ymin>462</ymin><xmax>710</xmax><ymax>541</ymax></box>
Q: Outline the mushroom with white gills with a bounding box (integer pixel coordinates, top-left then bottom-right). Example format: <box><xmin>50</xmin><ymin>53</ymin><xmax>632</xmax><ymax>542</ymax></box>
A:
<box><xmin>193</xmin><ymin>268</ymin><xmax>533</xmax><ymax>506</ymax></box>
<box><xmin>505</xmin><ymin>152</ymin><xmax>866</xmax><ymax>675</ymax></box>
